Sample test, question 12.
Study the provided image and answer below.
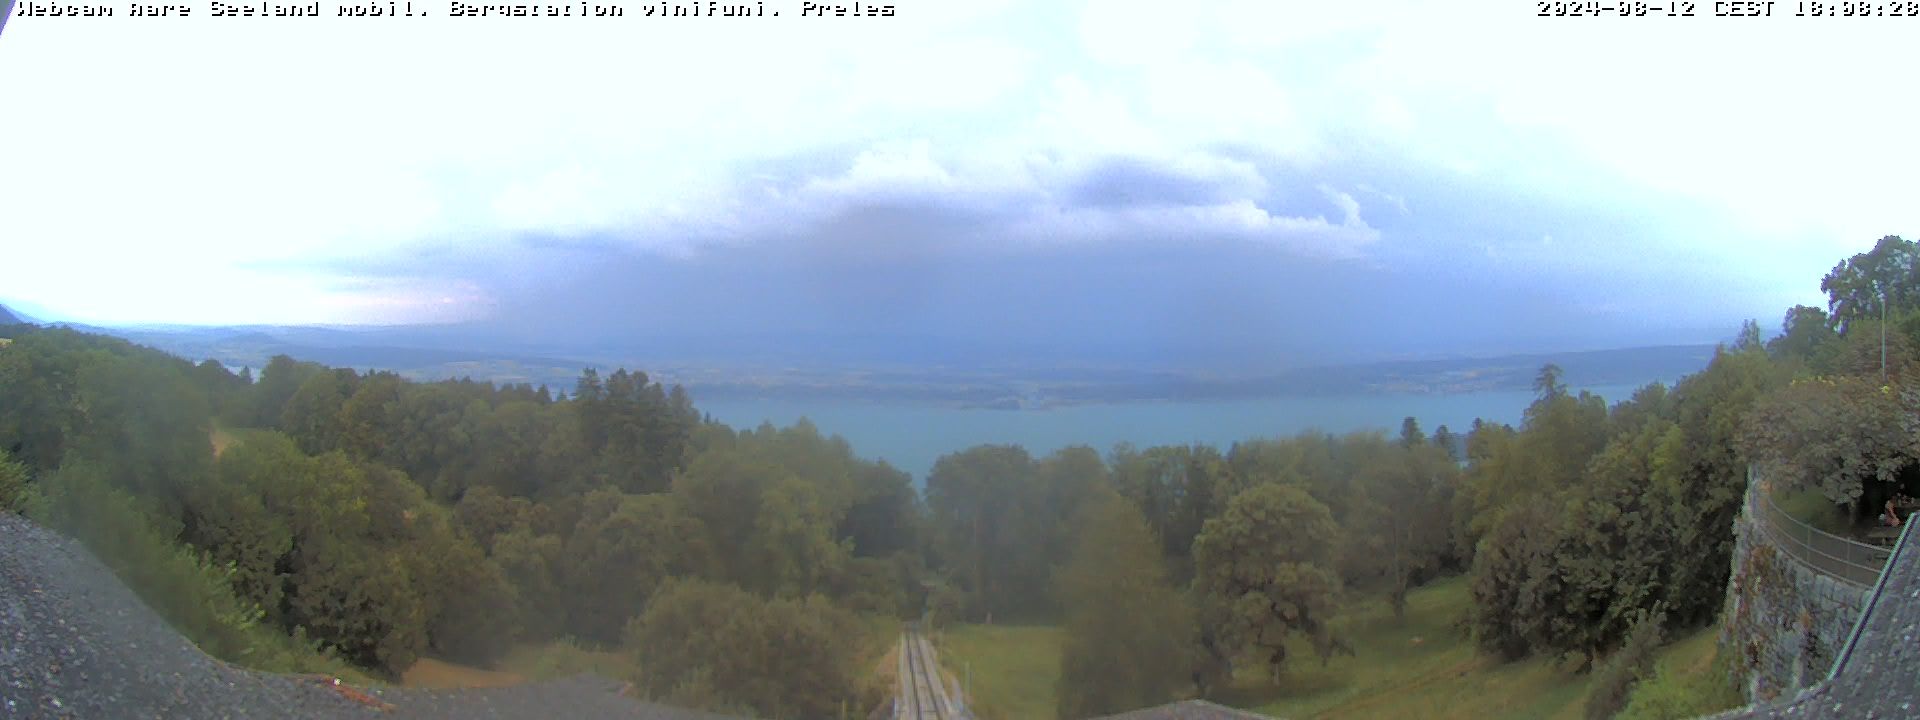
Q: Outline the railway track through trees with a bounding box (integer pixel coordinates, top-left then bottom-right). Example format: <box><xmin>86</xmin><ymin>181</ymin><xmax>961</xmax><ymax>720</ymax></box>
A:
<box><xmin>897</xmin><ymin>623</ymin><xmax>960</xmax><ymax>720</ymax></box>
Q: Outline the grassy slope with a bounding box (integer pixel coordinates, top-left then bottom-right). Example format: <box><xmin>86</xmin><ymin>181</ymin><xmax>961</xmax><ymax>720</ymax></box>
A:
<box><xmin>931</xmin><ymin>624</ymin><xmax>1065</xmax><ymax>720</ymax></box>
<box><xmin>852</xmin><ymin>614</ymin><xmax>908</xmax><ymax>716</ymax></box>
<box><xmin>498</xmin><ymin>640</ymin><xmax>642</xmax><ymax>683</ymax></box>
<box><xmin>937</xmin><ymin>578</ymin><xmax>1731</xmax><ymax>720</ymax></box>
<box><xmin>1226</xmin><ymin>575</ymin><xmax>1590</xmax><ymax>720</ymax></box>
<box><xmin>1616</xmin><ymin>626</ymin><xmax>1743</xmax><ymax>720</ymax></box>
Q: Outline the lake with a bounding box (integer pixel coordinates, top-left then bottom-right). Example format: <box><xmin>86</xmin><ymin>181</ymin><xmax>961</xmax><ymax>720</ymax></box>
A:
<box><xmin>699</xmin><ymin>383</ymin><xmax>1658</xmax><ymax>482</ymax></box>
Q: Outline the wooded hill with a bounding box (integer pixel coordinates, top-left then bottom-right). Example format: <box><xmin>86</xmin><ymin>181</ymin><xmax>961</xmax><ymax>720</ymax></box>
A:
<box><xmin>2</xmin><ymin>235</ymin><xmax>1917</xmax><ymax>719</ymax></box>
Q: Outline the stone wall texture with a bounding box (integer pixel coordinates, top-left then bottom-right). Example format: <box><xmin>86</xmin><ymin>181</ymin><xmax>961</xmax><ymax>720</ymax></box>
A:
<box><xmin>1716</xmin><ymin>482</ymin><xmax>1871</xmax><ymax>704</ymax></box>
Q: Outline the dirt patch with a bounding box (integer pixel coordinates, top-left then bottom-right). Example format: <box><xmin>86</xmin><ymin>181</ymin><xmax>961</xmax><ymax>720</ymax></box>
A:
<box><xmin>400</xmin><ymin>658</ymin><xmax>527</xmax><ymax>689</ymax></box>
<box><xmin>871</xmin><ymin>636</ymin><xmax>900</xmax><ymax>688</ymax></box>
<box><xmin>1314</xmin><ymin>654</ymin><xmax>1493</xmax><ymax>718</ymax></box>
<box><xmin>210</xmin><ymin>427</ymin><xmax>238</xmax><ymax>459</ymax></box>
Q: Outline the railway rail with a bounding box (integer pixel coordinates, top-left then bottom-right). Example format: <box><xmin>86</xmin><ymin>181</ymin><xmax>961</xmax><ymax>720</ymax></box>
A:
<box><xmin>897</xmin><ymin>623</ymin><xmax>955</xmax><ymax>720</ymax></box>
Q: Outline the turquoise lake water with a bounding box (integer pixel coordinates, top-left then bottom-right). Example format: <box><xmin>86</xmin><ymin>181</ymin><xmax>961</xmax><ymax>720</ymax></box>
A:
<box><xmin>698</xmin><ymin>383</ymin><xmax>1655</xmax><ymax>481</ymax></box>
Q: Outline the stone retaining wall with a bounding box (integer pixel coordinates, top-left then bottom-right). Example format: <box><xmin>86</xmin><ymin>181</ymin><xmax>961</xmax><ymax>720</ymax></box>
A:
<box><xmin>1716</xmin><ymin>482</ymin><xmax>1871</xmax><ymax>703</ymax></box>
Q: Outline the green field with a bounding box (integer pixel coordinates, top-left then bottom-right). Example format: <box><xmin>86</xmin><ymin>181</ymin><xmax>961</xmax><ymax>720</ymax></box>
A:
<box><xmin>498</xmin><ymin>639</ymin><xmax>642</xmax><ymax>683</ymax></box>
<box><xmin>933</xmin><ymin>577</ymin><xmax>1739</xmax><ymax>720</ymax></box>
<box><xmin>930</xmin><ymin>624</ymin><xmax>1065</xmax><ymax>720</ymax></box>
<box><xmin>1223</xmin><ymin>575</ymin><xmax>1594</xmax><ymax>720</ymax></box>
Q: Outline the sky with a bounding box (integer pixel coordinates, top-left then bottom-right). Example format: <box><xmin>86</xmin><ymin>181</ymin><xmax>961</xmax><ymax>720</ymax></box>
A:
<box><xmin>2</xmin><ymin>1</ymin><xmax>1916</xmax><ymax>367</ymax></box>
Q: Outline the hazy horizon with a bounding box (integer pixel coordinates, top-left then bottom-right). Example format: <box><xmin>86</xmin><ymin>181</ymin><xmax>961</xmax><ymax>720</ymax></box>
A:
<box><xmin>6</xmin><ymin>2</ymin><xmax>1916</xmax><ymax>371</ymax></box>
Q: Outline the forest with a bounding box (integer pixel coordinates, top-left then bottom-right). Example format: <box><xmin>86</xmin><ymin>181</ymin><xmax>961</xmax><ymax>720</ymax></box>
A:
<box><xmin>2</xmin><ymin>235</ymin><xmax>1918</xmax><ymax>719</ymax></box>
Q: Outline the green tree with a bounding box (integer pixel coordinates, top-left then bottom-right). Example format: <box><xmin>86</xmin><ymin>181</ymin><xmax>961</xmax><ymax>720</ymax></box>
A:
<box><xmin>1467</xmin><ymin>498</ymin><xmax>1563</xmax><ymax>661</ymax></box>
<box><xmin>465</xmin><ymin>400</ymin><xmax>552</xmax><ymax>497</ymax></box>
<box><xmin>1740</xmin><ymin>375</ymin><xmax>1920</xmax><ymax>509</ymax></box>
<box><xmin>1456</xmin><ymin>420</ymin><xmax>1521</xmax><ymax>551</ymax></box>
<box><xmin>1825</xmin><ymin>310</ymin><xmax>1920</xmax><ymax>378</ymax></box>
<box><xmin>452</xmin><ymin>485</ymin><xmax>542</xmax><ymax>551</ymax></box>
<box><xmin>32</xmin><ymin>461</ymin><xmax>289</xmax><ymax>666</ymax></box>
<box><xmin>1820</xmin><ymin>234</ymin><xmax>1918</xmax><ymax>334</ymax></box>
<box><xmin>925</xmin><ymin>445</ymin><xmax>1040</xmax><ymax>619</ymax></box>
<box><xmin>1113</xmin><ymin>443</ymin><xmax>1245</xmax><ymax>583</ymax></box>
<box><xmin>280</xmin><ymin>369</ymin><xmax>352</xmax><ymax>455</ymax></box>
<box><xmin>1769</xmin><ymin>305</ymin><xmax>1839</xmax><ymax>371</ymax></box>
<box><xmin>251</xmin><ymin>354</ymin><xmax>323</xmax><ymax>429</ymax></box>
<box><xmin>1735</xmin><ymin>319</ymin><xmax>1764</xmax><ymax>351</ymax></box>
<box><xmin>629</xmin><ymin>580</ymin><xmax>863</xmax><ymax>719</ymax></box>
<box><xmin>69</xmin><ymin>352</ymin><xmax>215</xmax><ymax>518</ymax></box>
<box><xmin>1535</xmin><ymin>363</ymin><xmax>1567</xmax><ymax>399</ymax></box>
<box><xmin>338</xmin><ymin>372</ymin><xmax>404</xmax><ymax>460</ymax></box>
<box><xmin>196</xmin><ymin>435</ymin><xmax>302</xmax><ymax>619</ymax></box>
<box><xmin>1399</xmin><ymin>416</ymin><xmax>1425</xmax><ymax>447</ymax></box>
<box><xmin>490</xmin><ymin>526</ymin><xmax>567</xmax><ymax>640</ymax></box>
<box><xmin>191</xmin><ymin>358</ymin><xmax>251</xmax><ymax>424</ymax></box>
<box><xmin>1192</xmin><ymin>483</ymin><xmax>1343</xmax><ymax>682</ymax></box>
<box><xmin>749</xmin><ymin>475</ymin><xmax>850</xmax><ymax>597</ymax></box>
<box><xmin>1055</xmin><ymin>490</ymin><xmax>1195</xmax><ymax>718</ymax></box>
<box><xmin>1458</xmin><ymin>366</ymin><xmax>1610</xmax><ymax>558</ymax></box>
<box><xmin>840</xmin><ymin>461</ymin><xmax>920</xmax><ymax>558</ymax></box>
<box><xmin>574</xmin><ymin>368</ymin><xmax>693</xmax><ymax>494</ymax></box>
<box><xmin>1349</xmin><ymin>443</ymin><xmax>1456</xmax><ymax>621</ymax></box>
<box><xmin>562</xmin><ymin>488</ymin><xmax>714</xmax><ymax>645</ymax></box>
<box><xmin>0</xmin><ymin>330</ymin><xmax>88</xmax><ymax>472</ymax></box>
<box><xmin>1432</xmin><ymin>424</ymin><xmax>1461</xmax><ymax>463</ymax></box>
<box><xmin>1551</xmin><ymin>421</ymin><xmax>1679</xmax><ymax>663</ymax></box>
<box><xmin>411</xmin><ymin>510</ymin><xmax>520</xmax><ymax>665</ymax></box>
<box><xmin>1032</xmin><ymin>445</ymin><xmax>1113</xmax><ymax>580</ymax></box>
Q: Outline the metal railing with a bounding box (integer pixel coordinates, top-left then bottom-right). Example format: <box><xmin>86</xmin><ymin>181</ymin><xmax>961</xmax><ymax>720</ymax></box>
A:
<box><xmin>1747</xmin><ymin>469</ymin><xmax>1892</xmax><ymax>588</ymax></box>
<box><xmin>1825</xmin><ymin>501</ymin><xmax>1915</xmax><ymax>682</ymax></box>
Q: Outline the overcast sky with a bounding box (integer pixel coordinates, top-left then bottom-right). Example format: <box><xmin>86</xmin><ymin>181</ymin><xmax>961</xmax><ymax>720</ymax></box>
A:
<box><xmin>2</xmin><ymin>1</ymin><xmax>1915</xmax><ymax>364</ymax></box>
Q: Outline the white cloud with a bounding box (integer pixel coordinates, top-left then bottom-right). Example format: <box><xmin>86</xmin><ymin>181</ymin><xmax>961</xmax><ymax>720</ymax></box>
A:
<box><xmin>0</xmin><ymin>0</ymin><xmax>1911</xmax><ymax>325</ymax></box>
<box><xmin>1075</xmin><ymin>0</ymin><xmax>1201</xmax><ymax>67</ymax></box>
<box><xmin>1016</xmin><ymin>198</ymin><xmax>1377</xmax><ymax>257</ymax></box>
<box><xmin>1355</xmin><ymin>183</ymin><xmax>1408</xmax><ymax>215</ymax></box>
<box><xmin>1318</xmin><ymin>185</ymin><xmax>1363</xmax><ymax>226</ymax></box>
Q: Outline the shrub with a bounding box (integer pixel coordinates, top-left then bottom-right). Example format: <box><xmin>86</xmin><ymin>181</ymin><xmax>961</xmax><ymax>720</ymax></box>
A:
<box><xmin>0</xmin><ymin>449</ymin><xmax>28</xmax><ymax>513</ymax></box>
<box><xmin>28</xmin><ymin>461</ymin><xmax>356</xmax><ymax>677</ymax></box>
<box><xmin>927</xmin><ymin>584</ymin><xmax>968</xmax><ymax>630</ymax></box>
<box><xmin>1616</xmin><ymin>642</ymin><xmax>1745</xmax><ymax>720</ymax></box>
<box><xmin>628</xmin><ymin>580</ymin><xmax>863</xmax><ymax>719</ymax></box>
<box><xmin>1586</xmin><ymin>606</ymin><xmax>1666</xmax><ymax>720</ymax></box>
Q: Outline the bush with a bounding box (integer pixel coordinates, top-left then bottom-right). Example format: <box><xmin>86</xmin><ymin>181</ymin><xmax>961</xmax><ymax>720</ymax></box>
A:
<box><xmin>1616</xmin><ymin>642</ymin><xmax>1745</xmax><ymax>720</ymax></box>
<box><xmin>1586</xmin><ymin>606</ymin><xmax>1666</xmax><ymax>720</ymax></box>
<box><xmin>628</xmin><ymin>579</ymin><xmax>864</xmax><ymax>719</ymax></box>
<box><xmin>0</xmin><ymin>449</ymin><xmax>28</xmax><ymax>513</ymax></box>
<box><xmin>28</xmin><ymin>462</ymin><xmax>357</xmax><ymax>677</ymax></box>
<box><xmin>927</xmin><ymin>584</ymin><xmax>968</xmax><ymax>630</ymax></box>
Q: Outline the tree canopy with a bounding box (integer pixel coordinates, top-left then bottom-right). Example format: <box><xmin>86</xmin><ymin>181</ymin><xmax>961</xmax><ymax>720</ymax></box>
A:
<box><xmin>2</xmin><ymin>234</ymin><xmax>1912</xmax><ymax>716</ymax></box>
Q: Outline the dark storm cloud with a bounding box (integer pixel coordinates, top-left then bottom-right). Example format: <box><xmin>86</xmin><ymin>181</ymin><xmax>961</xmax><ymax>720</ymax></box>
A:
<box><xmin>1063</xmin><ymin>156</ymin><xmax>1260</xmax><ymax>210</ymax></box>
<box><xmin>322</xmin><ymin>147</ymin><xmax>1761</xmax><ymax>369</ymax></box>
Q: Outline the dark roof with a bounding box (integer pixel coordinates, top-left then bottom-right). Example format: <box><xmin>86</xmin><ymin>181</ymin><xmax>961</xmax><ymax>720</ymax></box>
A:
<box><xmin>1710</xmin><ymin>518</ymin><xmax>1920</xmax><ymax>719</ymax></box>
